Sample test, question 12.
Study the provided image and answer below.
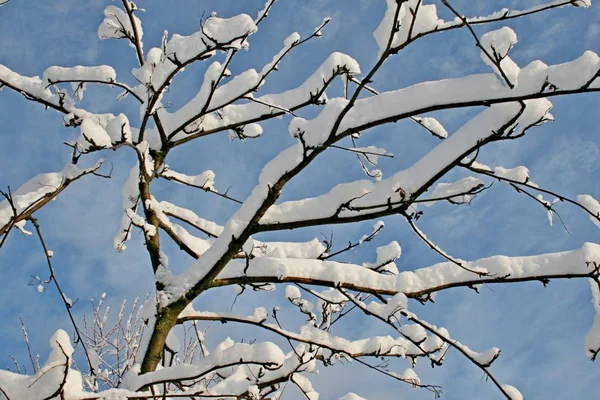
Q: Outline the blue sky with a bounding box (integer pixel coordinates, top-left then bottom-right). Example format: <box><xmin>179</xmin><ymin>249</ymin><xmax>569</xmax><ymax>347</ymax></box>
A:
<box><xmin>0</xmin><ymin>0</ymin><xmax>599</xmax><ymax>399</ymax></box>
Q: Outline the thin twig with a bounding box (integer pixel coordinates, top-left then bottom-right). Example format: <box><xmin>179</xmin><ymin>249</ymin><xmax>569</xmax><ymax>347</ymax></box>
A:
<box><xmin>29</xmin><ymin>217</ymin><xmax>96</xmax><ymax>377</ymax></box>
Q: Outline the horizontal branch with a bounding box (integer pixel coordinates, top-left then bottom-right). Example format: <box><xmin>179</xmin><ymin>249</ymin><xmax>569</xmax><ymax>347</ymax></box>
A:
<box><xmin>45</xmin><ymin>78</ymin><xmax>143</xmax><ymax>103</ymax></box>
<box><xmin>177</xmin><ymin>310</ymin><xmax>437</xmax><ymax>360</ymax></box>
<box><xmin>209</xmin><ymin>243</ymin><xmax>600</xmax><ymax>300</ymax></box>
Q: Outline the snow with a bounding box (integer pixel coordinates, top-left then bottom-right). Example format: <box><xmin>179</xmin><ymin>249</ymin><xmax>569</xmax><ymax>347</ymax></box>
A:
<box><xmin>585</xmin><ymin>279</ymin><xmax>600</xmax><ymax>359</ymax></box>
<box><xmin>179</xmin><ymin>304</ymin><xmax>268</xmax><ymax>324</ymax></box>
<box><xmin>256</xmin><ymin>1</ymin><xmax>273</xmax><ymax>21</ymax></box>
<box><xmin>78</xmin><ymin>118</ymin><xmax>113</xmax><ymax>150</ymax></box>
<box><xmin>399</xmin><ymin>324</ymin><xmax>427</xmax><ymax>343</ymax></box>
<box><xmin>286</xmin><ymin>286</ymin><xmax>315</xmax><ymax>321</ymax></box>
<box><xmin>437</xmin><ymin>1</ymin><xmax>591</xmax><ymax>30</ymax></box>
<box><xmin>254</xmin><ymin>238</ymin><xmax>326</xmax><ymax>259</ymax></box>
<box><xmin>373</xmin><ymin>0</ymin><xmax>443</xmax><ymax>57</ymax></box>
<box><xmin>158</xmin><ymin>61</ymin><xmax>223</xmax><ymax>132</ymax></box>
<box><xmin>43</xmin><ymin>65</ymin><xmax>116</xmax><ymax>100</ymax></box>
<box><xmin>451</xmin><ymin>339</ymin><xmax>501</xmax><ymax>367</ymax></box>
<box><xmin>212</xmin><ymin>68</ymin><xmax>262</xmax><ymax>109</ymax></box>
<box><xmin>262</xmin><ymin>32</ymin><xmax>300</xmax><ymax>75</ymax></box>
<box><xmin>114</xmin><ymin>165</ymin><xmax>140</xmax><ymax>252</ymax></box>
<box><xmin>0</xmin><ymin>64</ymin><xmax>54</xmax><ymax>102</ymax></box>
<box><xmin>0</xmin><ymin>63</ymin><xmax>116</xmax><ymax>126</ymax></box>
<box><xmin>261</xmin><ymin>99</ymin><xmax>551</xmax><ymax>226</ymax></box>
<box><xmin>146</xmin><ymin>13</ymin><xmax>256</xmax><ymax>91</ymax></box>
<box><xmin>292</xmin><ymin>374</ymin><xmax>319</xmax><ymax>400</ymax></box>
<box><xmin>165</xmin><ymin>329</ymin><xmax>180</xmax><ymax>353</ymax></box>
<box><xmin>578</xmin><ymin>195</ymin><xmax>600</xmax><ymax>229</ymax></box>
<box><xmin>285</xmin><ymin>285</ymin><xmax>301</xmax><ymax>301</ymax></box>
<box><xmin>151</xmin><ymin>198</ymin><xmax>214</xmax><ymax>256</ymax></box>
<box><xmin>0</xmin><ymin>162</ymin><xmax>101</xmax><ymax>231</ymax></box>
<box><xmin>494</xmin><ymin>166</ymin><xmax>529</xmax><ymax>182</ymax></box>
<box><xmin>123</xmin><ymin>340</ymin><xmax>285</xmax><ymax>391</ymax></box>
<box><xmin>165</xmin><ymin>51</ymin><xmax>360</xmax><ymax>141</ymax></box>
<box><xmin>546</xmin><ymin>51</ymin><xmax>600</xmax><ymax>89</ymax></box>
<box><xmin>412</xmin><ymin>116</ymin><xmax>448</xmax><ymax>138</ymax></box>
<box><xmin>424</xmin><ymin>176</ymin><xmax>483</xmax><ymax>206</ymax></box>
<box><xmin>132</xmin><ymin>47</ymin><xmax>162</xmax><ymax>87</ymax></box>
<box><xmin>472</xmin><ymin>347</ymin><xmax>501</xmax><ymax>366</ymax></box>
<box><xmin>366</xmin><ymin>293</ymin><xmax>407</xmax><ymax>320</ymax></box>
<box><xmin>125</xmin><ymin>12</ymin><xmax>259</xmax><ymax>125</ymax></box>
<box><xmin>203</xmin><ymin>14</ymin><xmax>257</xmax><ymax>45</ymax></box>
<box><xmin>400</xmin><ymin>368</ymin><xmax>420</xmax><ymax>386</ymax></box>
<box><xmin>98</xmin><ymin>5</ymin><xmax>143</xmax><ymax>42</ymax></box>
<box><xmin>297</xmin><ymin>325</ymin><xmax>415</xmax><ymax>358</ymax></box>
<box><xmin>502</xmin><ymin>384</ymin><xmax>524</xmax><ymax>400</ymax></box>
<box><xmin>75</xmin><ymin>113</ymin><xmax>132</xmax><ymax>151</ymax></box>
<box><xmin>136</xmin><ymin>141</ymin><xmax>155</xmax><ymax>177</ymax></box>
<box><xmin>480</xmin><ymin>27</ymin><xmax>517</xmax><ymax>60</ymax></box>
<box><xmin>480</xmin><ymin>27</ymin><xmax>520</xmax><ymax>85</ymax></box>
<box><xmin>289</xmin><ymin>97</ymin><xmax>349</xmax><ymax>147</ymax></box>
<box><xmin>339</xmin><ymin>393</ymin><xmax>367</xmax><ymax>400</ymax></box>
<box><xmin>160</xmin><ymin>30</ymin><xmax>303</xmax><ymax>137</ymax></box>
<box><xmin>238</xmin><ymin>123</ymin><xmax>263</xmax><ymax>138</ymax></box>
<box><xmin>2</xmin><ymin>2</ymin><xmax>599</xmax><ymax>398</ymax></box>
<box><xmin>161</xmin><ymin>168</ymin><xmax>216</xmax><ymax>191</ymax></box>
<box><xmin>213</xmin><ymin>243</ymin><xmax>600</xmax><ymax>299</ymax></box>
<box><xmin>248</xmin><ymin>384</ymin><xmax>260</xmax><ymax>398</ymax></box>
<box><xmin>470</xmin><ymin>160</ymin><xmax>492</xmax><ymax>171</ymax></box>
<box><xmin>13</xmin><ymin>220</ymin><xmax>32</xmax><ymax>236</ymax></box>
<box><xmin>106</xmin><ymin>113</ymin><xmax>132</xmax><ymax>143</ymax></box>
<box><xmin>0</xmin><ymin>329</ymin><xmax>81</xmax><ymax>400</ymax></box>
<box><xmin>159</xmin><ymin>201</ymin><xmax>224</xmax><ymax>237</ymax></box>
<box><xmin>363</xmin><ymin>241</ymin><xmax>401</xmax><ymax>275</ymax></box>
<box><xmin>177</xmin><ymin>306</ymin><xmax>441</xmax><ymax>361</ymax></box>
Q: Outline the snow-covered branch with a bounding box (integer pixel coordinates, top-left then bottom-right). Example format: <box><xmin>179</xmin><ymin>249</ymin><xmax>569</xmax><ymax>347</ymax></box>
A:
<box><xmin>2</xmin><ymin>1</ymin><xmax>600</xmax><ymax>398</ymax></box>
<box><xmin>0</xmin><ymin>161</ymin><xmax>103</xmax><ymax>238</ymax></box>
<box><xmin>210</xmin><ymin>243</ymin><xmax>600</xmax><ymax>300</ymax></box>
<box><xmin>168</xmin><ymin>50</ymin><xmax>360</xmax><ymax>146</ymax></box>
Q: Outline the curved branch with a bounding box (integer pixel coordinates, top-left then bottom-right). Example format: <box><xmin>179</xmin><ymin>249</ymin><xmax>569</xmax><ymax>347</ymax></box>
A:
<box><xmin>120</xmin><ymin>0</ymin><xmax>144</xmax><ymax>67</ymax></box>
<box><xmin>30</xmin><ymin>218</ymin><xmax>96</xmax><ymax>377</ymax></box>
<box><xmin>464</xmin><ymin>164</ymin><xmax>600</xmax><ymax>225</ymax></box>
<box><xmin>0</xmin><ymin>162</ymin><xmax>103</xmax><ymax>237</ymax></box>
<box><xmin>46</xmin><ymin>78</ymin><xmax>143</xmax><ymax>103</ymax></box>
<box><xmin>402</xmin><ymin>311</ymin><xmax>511</xmax><ymax>399</ymax></box>
<box><xmin>403</xmin><ymin>211</ymin><xmax>490</xmax><ymax>276</ymax></box>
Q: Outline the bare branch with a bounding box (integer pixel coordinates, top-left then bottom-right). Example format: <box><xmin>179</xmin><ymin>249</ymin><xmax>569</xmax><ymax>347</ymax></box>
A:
<box><xmin>464</xmin><ymin>164</ymin><xmax>600</xmax><ymax>226</ymax></box>
<box><xmin>29</xmin><ymin>217</ymin><xmax>96</xmax><ymax>377</ymax></box>
<box><xmin>403</xmin><ymin>211</ymin><xmax>491</xmax><ymax>276</ymax></box>
<box><xmin>159</xmin><ymin>172</ymin><xmax>243</xmax><ymax>204</ymax></box>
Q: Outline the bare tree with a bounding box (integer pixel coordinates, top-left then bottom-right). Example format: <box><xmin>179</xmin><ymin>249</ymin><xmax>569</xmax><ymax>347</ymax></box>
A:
<box><xmin>1</xmin><ymin>0</ymin><xmax>600</xmax><ymax>399</ymax></box>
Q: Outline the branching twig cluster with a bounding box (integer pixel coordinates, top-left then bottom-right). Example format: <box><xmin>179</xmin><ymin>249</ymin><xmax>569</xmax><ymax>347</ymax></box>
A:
<box><xmin>2</xmin><ymin>1</ymin><xmax>600</xmax><ymax>399</ymax></box>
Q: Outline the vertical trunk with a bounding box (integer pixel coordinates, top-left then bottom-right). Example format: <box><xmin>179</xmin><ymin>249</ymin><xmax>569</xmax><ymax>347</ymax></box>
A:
<box><xmin>140</xmin><ymin>304</ymin><xmax>183</xmax><ymax>373</ymax></box>
<box><xmin>139</xmin><ymin>153</ymin><xmax>165</xmax><ymax>274</ymax></box>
